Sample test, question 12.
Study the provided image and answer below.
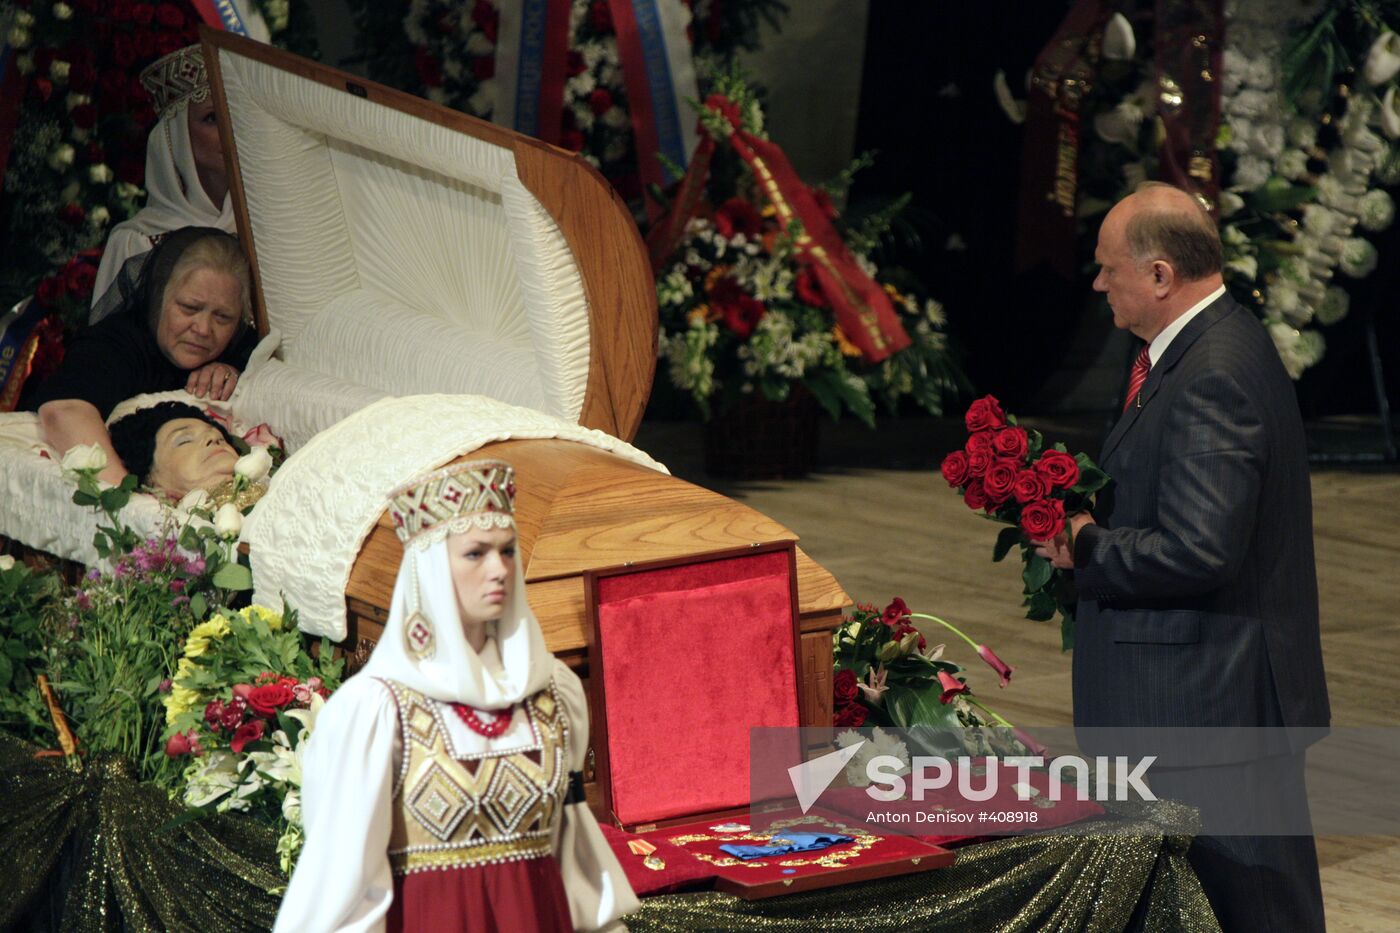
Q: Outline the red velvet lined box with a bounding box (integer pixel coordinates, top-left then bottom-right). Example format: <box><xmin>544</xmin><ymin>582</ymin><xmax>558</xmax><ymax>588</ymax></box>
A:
<box><xmin>585</xmin><ymin>544</ymin><xmax>954</xmax><ymax>898</ymax></box>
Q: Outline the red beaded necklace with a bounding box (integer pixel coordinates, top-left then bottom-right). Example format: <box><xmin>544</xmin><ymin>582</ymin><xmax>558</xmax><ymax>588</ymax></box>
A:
<box><xmin>451</xmin><ymin>703</ymin><xmax>513</xmax><ymax>738</ymax></box>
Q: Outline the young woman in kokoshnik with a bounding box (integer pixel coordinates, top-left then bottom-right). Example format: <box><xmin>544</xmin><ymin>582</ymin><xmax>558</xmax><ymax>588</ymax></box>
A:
<box><xmin>275</xmin><ymin>460</ymin><xmax>638</xmax><ymax>933</ymax></box>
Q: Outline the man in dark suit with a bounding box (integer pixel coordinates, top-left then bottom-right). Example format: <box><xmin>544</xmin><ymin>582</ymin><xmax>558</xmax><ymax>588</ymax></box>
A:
<box><xmin>1035</xmin><ymin>183</ymin><xmax>1330</xmax><ymax>931</ymax></box>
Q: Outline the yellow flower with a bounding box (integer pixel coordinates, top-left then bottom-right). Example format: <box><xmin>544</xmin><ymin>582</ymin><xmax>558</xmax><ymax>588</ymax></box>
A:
<box><xmin>832</xmin><ymin>326</ymin><xmax>862</xmax><ymax>357</ymax></box>
<box><xmin>240</xmin><ymin>604</ymin><xmax>284</xmax><ymax>631</ymax></box>
<box><xmin>687</xmin><ymin>304</ymin><xmax>720</xmax><ymax>326</ymax></box>
<box><xmin>184</xmin><ymin>616</ymin><xmax>231</xmax><ymax>659</ymax></box>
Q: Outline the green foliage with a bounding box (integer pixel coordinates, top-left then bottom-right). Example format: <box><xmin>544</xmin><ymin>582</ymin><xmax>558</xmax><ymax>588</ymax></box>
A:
<box><xmin>0</xmin><ymin>559</ymin><xmax>62</xmax><ymax>744</ymax></box>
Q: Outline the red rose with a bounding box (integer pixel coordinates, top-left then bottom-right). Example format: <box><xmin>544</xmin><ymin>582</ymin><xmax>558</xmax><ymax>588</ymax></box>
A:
<box><xmin>132</xmin><ymin>3</ymin><xmax>155</xmax><ymax>25</ymax></box>
<box><xmin>35</xmin><ymin>276</ymin><xmax>66</xmax><ymax>308</ymax></box>
<box><xmin>963</xmin><ymin>478</ymin><xmax>989</xmax><ymax>511</ymax></box>
<box><xmin>70</xmin><ymin>104</ymin><xmax>97</xmax><ymax>130</ymax></box>
<box><xmin>471</xmin><ymin>0</ymin><xmax>499</xmax><ymax>41</ymax></box>
<box><xmin>69</xmin><ymin>63</ymin><xmax>98</xmax><ymax>94</ymax></box>
<box><xmin>230</xmin><ymin>719</ymin><xmax>265</xmax><ymax>754</ymax></box>
<box><xmin>714</xmin><ymin>197</ymin><xmax>763</xmax><ymax>239</ymax></box>
<box><xmin>965</xmin><ymin>431</ymin><xmax>994</xmax><ymax>456</ymax></box>
<box><xmin>156</xmin><ymin>2</ymin><xmax>184</xmax><ymax>28</ymax></box>
<box><xmin>32</xmin><ymin>77</ymin><xmax>53</xmax><ymax>104</ymax></box>
<box><xmin>993</xmin><ymin>427</ymin><xmax>1028</xmax><ymax>461</ymax></box>
<box><xmin>589</xmin><ymin>1</ymin><xmax>613</xmax><ymax>32</ymax></box>
<box><xmin>833</xmin><ymin>669</ymin><xmax>859</xmax><ymax>706</ymax></box>
<box><xmin>937</xmin><ymin>671</ymin><xmax>968</xmax><ymax>704</ymax></box>
<box><xmin>1019</xmin><ymin>498</ymin><xmax>1066</xmax><ymax>541</ymax></box>
<box><xmin>794</xmin><ymin>267</ymin><xmax>826</xmax><ymax>307</ymax></box>
<box><xmin>833</xmin><ymin>703</ymin><xmax>868</xmax><ymax>728</ymax></box>
<box><xmin>246</xmin><ymin>683</ymin><xmax>295</xmax><ymax>717</ymax></box>
<box><xmin>1034</xmin><ymin>450</ymin><xmax>1080</xmax><ymax>489</ymax></box>
<box><xmin>59</xmin><ymin>203</ymin><xmax>86</xmax><ymax>227</ymax></box>
<box><xmin>1012</xmin><ymin>469</ymin><xmax>1049</xmax><ymax>505</ymax></box>
<box><xmin>981</xmin><ymin>459</ymin><xmax>1019</xmax><ymax>504</ymax></box>
<box><xmin>63</xmin><ymin>262</ymin><xmax>98</xmax><ymax>298</ymax></box>
<box><xmin>588</xmin><ymin>88</ymin><xmax>613</xmax><ymax>115</ymax></box>
<box><xmin>414</xmin><ymin>48</ymin><xmax>443</xmax><ymax>88</ymax></box>
<box><xmin>940</xmin><ymin>450</ymin><xmax>970</xmax><ymax>487</ymax></box>
<box><xmin>567</xmin><ymin>50</ymin><xmax>587</xmax><ymax>77</ymax></box>
<box><xmin>967</xmin><ymin>449</ymin><xmax>992</xmax><ymax>477</ymax></box>
<box><xmin>164</xmin><ymin>730</ymin><xmax>193</xmax><ymax>757</ymax></box>
<box><xmin>560</xmin><ymin>129</ymin><xmax>585</xmax><ymax>152</ymax></box>
<box><xmin>472</xmin><ymin>56</ymin><xmax>495</xmax><ymax>81</ymax></box>
<box><xmin>881</xmin><ymin>597</ymin><xmax>910</xmax><ymax>626</ymax></box>
<box><xmin>964</xmin><ymin>395</ymin><xmax>1006</xmax><ymax>432</ymax></box>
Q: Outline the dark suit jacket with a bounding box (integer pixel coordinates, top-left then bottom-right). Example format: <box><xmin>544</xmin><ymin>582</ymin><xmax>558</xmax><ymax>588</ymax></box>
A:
<box><xmin>1071</xmin><ymin>295</ymin><xmax>1330</xmax><ymax>760</ymax></box>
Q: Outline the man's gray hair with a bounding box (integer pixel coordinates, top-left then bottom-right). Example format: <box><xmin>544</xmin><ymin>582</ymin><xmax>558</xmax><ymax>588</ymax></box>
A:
<box><xmin>1124</xmin><ymin>181</ymin><xmax>1222</xmax><ymax>281</ymax></box>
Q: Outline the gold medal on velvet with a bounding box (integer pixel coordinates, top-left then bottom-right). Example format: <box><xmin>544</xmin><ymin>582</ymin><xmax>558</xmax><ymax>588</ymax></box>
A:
<box><xmin>627</xmin><ymin>838</ymin><xmax>665</xmax><ymax>871</ymax></box>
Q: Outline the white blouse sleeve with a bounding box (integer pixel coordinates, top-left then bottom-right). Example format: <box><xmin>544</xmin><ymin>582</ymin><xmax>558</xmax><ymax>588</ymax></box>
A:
<box><xmin>274</xmin><ymin>675</ymin><xmax>400</xmax><ymax>933</ymax></box>
<box><xmin>552</xmin><ymin>660</ymin><xmax>641</xmax><ymax>931</ymax></box>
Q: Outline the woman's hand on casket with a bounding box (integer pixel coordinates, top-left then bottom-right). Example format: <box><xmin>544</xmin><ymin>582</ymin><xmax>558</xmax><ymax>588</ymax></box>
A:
<box><xmin>186</xmin><ymin>362</ymin><xmax>239</xmax><ymax>401</ymax></box>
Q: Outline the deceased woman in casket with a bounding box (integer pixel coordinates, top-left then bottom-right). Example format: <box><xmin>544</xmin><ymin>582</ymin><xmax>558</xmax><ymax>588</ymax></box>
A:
<box><xmin>108</xmin><ymin>401</ymin><xmax>268</xmax><ymax>509</ymax></box>
<box><xmin>24</xmin><ymin>227</ymin><xmax>259</xmax><ymax>488</ymax></box>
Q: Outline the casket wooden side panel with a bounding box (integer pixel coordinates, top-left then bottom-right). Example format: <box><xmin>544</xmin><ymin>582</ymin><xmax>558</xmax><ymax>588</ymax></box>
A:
<box><xmin>342</xmin><ymin>439</ymin><xmax>845</xmax><ymax>726</ymax></box>
<box><xmin>201</xmin><ymin>28</ymin><xmax>655</xmax><ymax>443</ymax></box>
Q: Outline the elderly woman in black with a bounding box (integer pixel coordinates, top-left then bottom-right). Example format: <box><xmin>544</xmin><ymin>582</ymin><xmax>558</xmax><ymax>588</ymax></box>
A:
<box><xmin>25</xmin><ymin>227</ymin><xmax>258</xmax><ymax>487</ymax></box>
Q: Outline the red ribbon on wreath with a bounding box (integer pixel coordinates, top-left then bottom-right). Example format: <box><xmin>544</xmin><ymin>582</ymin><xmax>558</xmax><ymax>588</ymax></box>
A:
<box><xmin>647</xmin><ymin>95</ymin><xmax>910</xmax><ymax>364</ymax></box>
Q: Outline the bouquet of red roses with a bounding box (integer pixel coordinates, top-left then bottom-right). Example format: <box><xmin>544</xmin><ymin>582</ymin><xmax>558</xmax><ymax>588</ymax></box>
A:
<box><xmin>939</xmin><ymin>395</ymin><xmax>1109</xmax><ymax>649</ymax></box>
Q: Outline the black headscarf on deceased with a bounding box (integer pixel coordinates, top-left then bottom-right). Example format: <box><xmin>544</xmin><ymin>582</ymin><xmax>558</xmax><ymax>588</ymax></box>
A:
<box><xmin>90</xmin><ymin>226</ymin><xmax>250</xmax><ymax>345</ymax></box>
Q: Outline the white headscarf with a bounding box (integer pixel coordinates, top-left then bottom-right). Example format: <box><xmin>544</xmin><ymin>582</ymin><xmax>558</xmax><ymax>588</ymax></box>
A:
<box><xmin>358</xmin><ymin>519</ymin><xmax>554</xmax><ymax>709</ymax></box>
<box><xmin>91</xmin><ymin>103</ymin><xmax>236</xmax><ymax>316</ymax></box>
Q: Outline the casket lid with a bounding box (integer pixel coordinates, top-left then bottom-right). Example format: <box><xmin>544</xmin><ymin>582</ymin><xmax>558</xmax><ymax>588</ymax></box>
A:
<box><xmin>202</xmin><ymin>29</ymin><xmax>654</xmax><ymax>441</ymax></box>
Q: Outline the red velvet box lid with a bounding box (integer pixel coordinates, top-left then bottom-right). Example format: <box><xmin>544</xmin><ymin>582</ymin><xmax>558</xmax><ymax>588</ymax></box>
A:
<box><xmin>585</xmin><ymin>543</ymin><xmax>804</xmax><ymax>829</ymax></box>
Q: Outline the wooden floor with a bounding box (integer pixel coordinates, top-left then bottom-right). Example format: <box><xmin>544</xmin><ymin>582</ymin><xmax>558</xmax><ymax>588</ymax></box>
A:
<box><xmin>637</xmin><ymin>414</ymin><xmax>1400</xmax><ymax>931</ymax></box>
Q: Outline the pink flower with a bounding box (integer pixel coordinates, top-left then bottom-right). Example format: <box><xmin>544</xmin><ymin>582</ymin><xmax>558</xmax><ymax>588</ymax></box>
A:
<box><xmin>158</xmin><ymin>678</ymin><xmax>172</xmax><ymax>693</ymax></box>
<box><xmin>1013</xmin><ymin>726</ymin><xmax>1049</xmax><ymax>757</ymax></box>
<box><xmin>857</xmin><ymin>665</ymin><xmax>889</xmax><ymax>706</ymax></box>
<box><xmin>164</xmin><ymin>730</ymin><xmax>194</xmax><ymax>757</ymax></box>
<box><xmin>937</xmin><ymin>671</ymin><xmax>969</xmax><ymax>704</ymax></box>
<box><xmin>976</xmin><ymin>644</ymin><xmax>1015</xmax><ymax>688</ymax></box>
<box><xmin>292</xmin><ymin>683</ymin><xmax>312</xmax><ymax>703</ymax></box>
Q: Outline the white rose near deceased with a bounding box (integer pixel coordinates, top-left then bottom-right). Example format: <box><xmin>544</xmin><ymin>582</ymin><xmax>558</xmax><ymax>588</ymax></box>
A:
<box><xmin>60</xmin><ymin>443</ymin><xmax>107</xmax><ymax>478</ymax></box>
<box><xmin>0</xmin><ymin>555</ymin><xmax>15</xmax><ymax>572</ymax></box>
<box><xmin>215</xmin><ymin>503</ymin><xmax>244</xmax><ymax>540</ymax></box>
<box><xmin>234</xmin><ymin>446</ymin><xmax>273</xmax><ymax>484</ymax></box>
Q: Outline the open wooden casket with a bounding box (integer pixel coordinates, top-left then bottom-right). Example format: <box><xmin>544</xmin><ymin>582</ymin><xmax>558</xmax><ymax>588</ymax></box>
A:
<box><xmin>198</xmin><ymin>29</ymin><xmax>847</xmax><ymax>759</ymax></box>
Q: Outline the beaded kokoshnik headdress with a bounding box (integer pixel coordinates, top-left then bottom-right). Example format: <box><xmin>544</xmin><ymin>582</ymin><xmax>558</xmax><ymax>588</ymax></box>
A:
<box><xmin>387</xmin><ymin>459</ymin><xmax>517</xmax><ymax>549</ymax></box>
<box><xmin>139</xmin><ymin>45</ymin><xmax>211</xmax><ymax>120</ymax></box>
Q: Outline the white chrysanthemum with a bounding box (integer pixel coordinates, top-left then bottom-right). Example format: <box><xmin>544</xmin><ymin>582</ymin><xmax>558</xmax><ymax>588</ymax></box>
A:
<box><xmin>1279</xmin><ymin>256</ymin><xmax>1313</xmax><ymax>288</ymax></box>
<box><xmin>1358</xmin><ymin>189</ymin><xmax>1395</xmax><ymax>232</ymax></box>
<box><xmin>603</xmin><ymin>106</ymin><xmax>629</xmax><ymax>129</ymax></box>
<box><xmin>1339</xmin><ymin>237</ymin><xmax>1379</xmax><ymax>278</ymax></box>
<box><xmin>1221</xmin><ymin>48</ymin><xmax>1249</xmax><ymax>96</ymax></box>
<box><xmin>1287</xmin><ymin>118</ymin><xmax>1318</xmax><ymax>150</ymax></box>
<box><xmin>1315</xmin><ymin>175</ymin><xmax>1357</xmax><ymax>213</ymax></box>
<box><xmin>836</xmin><ymin>727</ymin><xmax>911</xmax><ymax>788</ymax></box>
<box><xmin>566</xmin><ymin>70</ymin><xmax>596</xmax><ymax>97</ymax></box>
<box><xmin>404</xmin><ymin>0</ymin><xmax>431</xmax><ymax>43</ymax></box>
<box><xmin>1267</xmin><ymin>282</ymin><xmax>1301</xmax><ymax>316</ymax></box>
<box><xmin>1301</xmin><ymin>203</ymin><xmax>1348</xmax><ymax>237</ymax></box>
<box><xmin>1295</xmin><ymin>327</ymin><xmax>1326</xmax><ymax>367</ymax></box>
<box><xmin>1267</xmin><ymin>321</ymin><xmax>1308</xmax><ymax>379</ymax></box>
<box><xmin>1232</xmin><ymin>154</ymin><xmax>1272</xmax><ymax>190</ymax></box>
<box><xmin>1219</xmin><ymin>190</ymin><xmax>1246</xmax><ymax>217</ymax></box>
<box><xmin>443</xmin><ymin>57</ymin><xmax>463</xmax><ymax>80</ymax></box>
<box><xmin>1275</xmin><ymin>148</ymin><xmax>1309</xmax><ymax>180</ymax></box>
<box><xmin>1225</xmin><ymin>254</ymin><xmax>1259</xmax><ymax>280</ymax></box>
<box><xmin>1314</xmin><ymin>286</ymin><xmax>1350</xmax><ymax>326</ymax></box>
<box><xmin>924</xmin><ymin>298</ymin><xmax>947</xmax><ymax>327</ymax></box>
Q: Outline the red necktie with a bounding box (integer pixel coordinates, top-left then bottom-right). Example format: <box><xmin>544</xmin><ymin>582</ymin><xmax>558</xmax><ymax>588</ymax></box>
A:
<box><xmin>1122</xmin><ymin>344</ymin><xmax>1151</xmax><ymax>413</ymax></box>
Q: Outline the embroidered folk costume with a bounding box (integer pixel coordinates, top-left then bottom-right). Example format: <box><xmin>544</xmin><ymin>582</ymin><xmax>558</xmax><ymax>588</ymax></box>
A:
<box><xmin>274</xmin><ymin>460</ymin><xmax>638</xmax><ymax>932</ymax></box>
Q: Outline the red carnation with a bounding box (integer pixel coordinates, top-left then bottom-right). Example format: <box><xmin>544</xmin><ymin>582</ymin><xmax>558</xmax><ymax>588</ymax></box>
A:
<box><xmin>795</xmin><ymin>267</ymin><xmax>826</xmax><ymax>307</ymax></box>
<box><xmin>1012</xmin><ymin>469</ymin><xmax>1050</xmax><ymax>505</ymax></box>
<box><xmin>963</xmin><ymin>478</ymin><xmax>989</xmax><ymax>511</ymax></box>
<box><xmin>63</xmin><ymin>262</ymin><xmax>98</xmax><ymax>298</ymax></box>
<box><xmin>937</xmin><ymin>671</ymin><xmax>969</xmax><ymax>704</ymax></box>
<box><xmin>32</xmin><ymin>78</ymin><xmax>54</xmax><ymax>104</ymax></box>
<box><xmin>35</xmin><ymin>277</ymin><xmax>65</xmax><ymax>308</ymax></box>
<box><xmin>982</xmin><ymin>459</ymin><xmax>1019</xmax><ymax>504</ymax></box>
<box><xmin>567</xmin><ymin>50</ymin><xmax>587</xmax><ymax>77</ymax></box>
<box><xmin>833</xmin><ymin>703</ymin><xmax>868</xmax><ymax>728</ymax></box>
<box><xmin>471</xmin><ymin>0</ymin><xmax>499</xmax><ymax>41</ymax></box>
<box><xmin>230</xmin><ymin>719</ymin><xmax>265</xmax><ymax>754</ymax></box>
<box><xmin>247</xmin><ymin>683</ymin><xmax>295</xmax><ymax>717</ymax></box>
<box><xmin>993</xmin><ymin>427</ymin><xmax>1028</xmax><ymax>461</ymax></box>
<box><xmin>59</xmin><ymin>203</ymin><xmax>86</xmax><ymax>227</ymax></box>
<box><xmin>720</xmin><ymin>294</ymin><xmax>766</xmax><ymax>338</ymax></box>
<box><xmin>589</xmin><ymin>1</ymin><xmax>613</xmax><ymax>32</ymax></box>
<box><xmin>714</xmin><ymin>197</ymin><xmax>763</xmax><ymax>239</ymax></box>
<box><xmin>132</xmin><ymin>3</ymin><xmax>155</xmax><ymax>25</ymax></box>
<box><xmin>940</xmin><ymin>450</ymin><xmax>970</xmax><ymax>487</ymax></box>
<box><xmin>472</xmin><ymin>56</ymin><xmax>495</xmax><ymax>81</ymax></box>
<box><xmin>1034</xmin><ymin>450</ymin><xmax>1080</xmax><ymax>489</ymax></box>
<box><xmin>964</xmin><ymin>395</ymin><xmax>1006</xmax><ymax>433</ymax></box>
<box><xmin>833</xmin><ymin>669</ymin><xmax>859</xmax><ymax>706</ymax></box>
<box><xmin>219</xmin><ymin>696</ymin><xmax>249</xmax><ymax>731</ymax></box>
<box><xmin>588</xmin><ymin>88</ymin><xmax>613</xmax><ymax>115</ymax></box>
<box><xmin>1019</xmin><ymin>498</ymin><xmax>1066</xmax><ymax>541</ymax></box>
<box><xmin>560</xmin><ymin>129</ymin><xmax>585</xmax><ymax>152</ymax></box>
<box><xmin>881</xmin><ymin>597</ymin><xmax>910</xmax><ymax>626</ymax></box>
<box><xmin>164</xmin><ymin>730</ymin><xmax>194</xmax><ymax>757</ymax></box>
<box><xmin>204</xmin><ymin>700</ymin><xmax>225</xmax><ymax>731</ymax></box>
<box><xmin>156</xmin><ymin>2</ymin><xmax>184</xmax><ymax>28</ymax></box>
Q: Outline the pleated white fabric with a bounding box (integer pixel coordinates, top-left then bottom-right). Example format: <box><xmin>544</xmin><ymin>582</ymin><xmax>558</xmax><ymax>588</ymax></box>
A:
<box><xmin>214</xmin><ymin>48</ymin><xmax>591</xmax><ymax>421</ymax></box>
